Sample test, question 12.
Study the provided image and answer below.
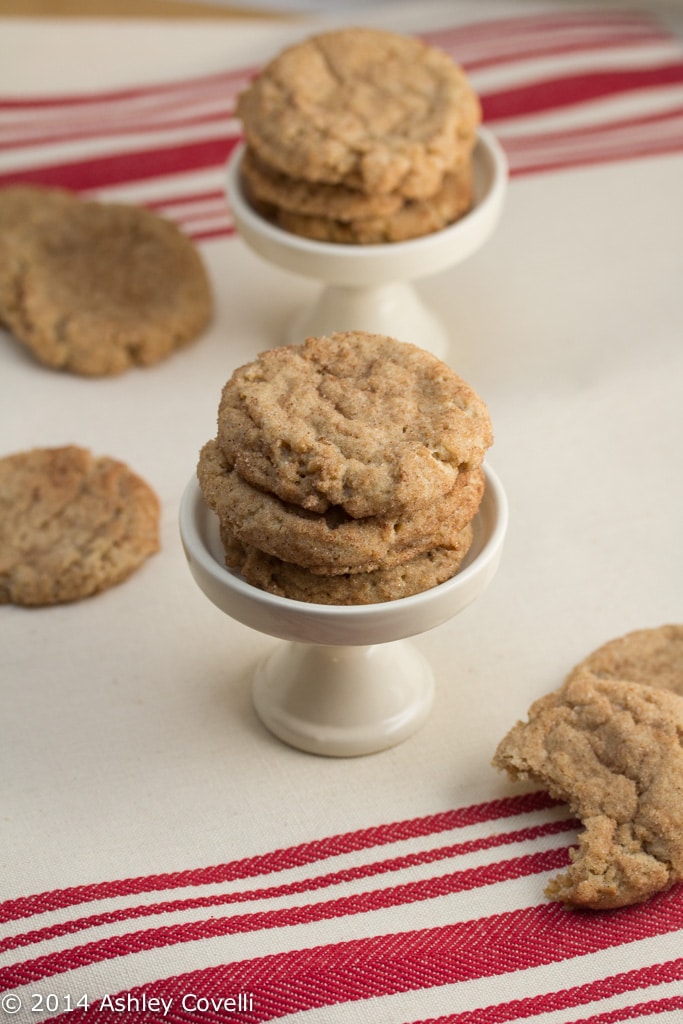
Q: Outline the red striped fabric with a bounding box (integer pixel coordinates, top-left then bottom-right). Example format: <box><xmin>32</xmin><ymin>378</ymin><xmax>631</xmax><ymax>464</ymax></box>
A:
<box><xmin>1</xmin><ymin>819</ymin><xmax>577</xmax><ymax>956</ymax></box>
<box><xmin>18</xmin><ymin>888</ymin><xmax>683</xmax><ymax>1023</ymax></box>
<box><xmin>2</xmin><ymin>790</ymin><xmax>683</xmax><ymax>1022</ymax></box>
<box><xmin>1</xmin><ymin>11</ymin><xmax>683</xmax><ymax>240</ymax></box>
<box><xmin>0</xmin><ymin>791</ymin><xmax>557</xmax><ymax>924</ymax></box>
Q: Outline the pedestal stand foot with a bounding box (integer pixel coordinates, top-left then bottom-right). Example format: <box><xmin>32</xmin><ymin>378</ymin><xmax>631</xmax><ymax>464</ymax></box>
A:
<box><xmin>287</xmin><ymin>281</ymin><xmax>450</xmax><ymax>359</ymax></box>
<box><xmin>252</xmin><ymin>640</ymin><xmax>435</xmax><ymax>757</ymax></box>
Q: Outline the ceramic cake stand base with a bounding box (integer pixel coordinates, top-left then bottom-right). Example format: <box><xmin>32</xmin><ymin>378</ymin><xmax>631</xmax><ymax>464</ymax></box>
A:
<box><xmin>179</xmin><ymin>466</ymin><xmax>508</xmax><ymax>758</ymax></box>
<box><xmin>286</xmin><ymin>281</ymin><xmax>452</xmax><ymax>359</ymax></box>
<box><xmin>253</xmin><ymin>640</ymin><xmax>434</xmax><ymax>757</ymax></box>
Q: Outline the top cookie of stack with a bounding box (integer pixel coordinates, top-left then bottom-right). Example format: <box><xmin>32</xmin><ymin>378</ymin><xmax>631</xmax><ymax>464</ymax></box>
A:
<box><xmin>236</xmin><ymin>27</ymin><xmax>481</xmax><ymax>244</ymax></box>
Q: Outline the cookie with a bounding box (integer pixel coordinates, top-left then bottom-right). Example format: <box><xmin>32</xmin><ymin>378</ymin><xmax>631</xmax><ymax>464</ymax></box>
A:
<box><xmin>240</xmin><ymin>146</ymin><xmax>406</xmax><ymax>222</ymax></box>
<box><xmin>568</xmin><ymin>624</ymin><xmax>683</xmax><ymax>696</ymax></box>
<box><xmin>0</xmin><ymin>186</ymin><xmax>78</xmax><ymax>326</ymax></box>
<box><xmin>220</xmin><ymin>522</ymin><xmax>473</xmax><ymax>604</ymax></box>
<box><xmin>216</xmin><ymin>332</ymin><xmax>492</xmax><ymax>519</ymax></box>
<box><xmin>268</xmin><ymin>164</ymin><xmax>473</xmax><ymax>245</ymax></box>
<box><xmin>493</xmin><ymin>671</ymin><xmax>683</xmax><ymax>909</ymax></box>
<box><xmin>0</xmin><ymin>446</ymin><xmax>160</xmax><ymax>606</ymax></box>
<box><xmin>197</xmin><ymin>439</ymin><xmax>484</xmax><ymax>575</ymax></box>
<box><xmin>0</xmin><ymin>184</ymin><xmax>76</xmax><ymax>224</ymax></box>
<box><xmin>0</xmin><ymin>188</ymin><xmax>212</xmax><ymax>376</ymax></box>
<box><xmin>236</xmin><ymin>27</ymin><xmax>480</xmax><ymax>200</ymax></box>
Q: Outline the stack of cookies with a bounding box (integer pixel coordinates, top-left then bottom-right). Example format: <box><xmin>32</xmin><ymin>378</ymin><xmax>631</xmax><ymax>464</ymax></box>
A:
<box><xmin>236</xmin><ymin>28</ymin><xmax>481</xmax><ymax>244</ymax></box>
<box><xmin>197</xmin><ymin>331</ymin><xmax>493</xmax><ymax>605</ymax></box>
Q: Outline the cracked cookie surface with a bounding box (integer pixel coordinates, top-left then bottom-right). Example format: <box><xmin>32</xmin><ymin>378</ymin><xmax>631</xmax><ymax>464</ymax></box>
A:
<box><xmin>0</xmin><ymin>186</ymin><xmax>212</xmax><ymax>376</ymax></box>
<box><xmin>240</xmin><ymin>145</ymin><xmax>406</xmax><ymax>221</ymax></box>
<box><xmin>219</xmin><ymin>522</ymin><xmax>473</xmax><ymax>604</ymax></box>
<box><xmin>216</xmin><ymin>332</ymin><xmax>492</xmax><ymax>519</ymax></box>
<box><xmin>568</xmin><ymin>624</ymin><xmax>683</xmax><ymax>696</ymax></box>
<box><xmin>197</xmin><ymin>438</ymin><xmax>484</xmax><ymax>575</ymax></box>
<box><xmin>0</xmin><ymin>185</ymin><xmax>78</xmax><ymax>328</ymax></box>
<box><xmin>0</xmin><ymin>446</ymin><xmax>160</xmax><ymax>605</ymax></box>
<box><xmin>493</xmin><ymin>671</ymin><xmax>683</xmax><ymax>909</ymax></box>
<box><xmin>268</xmin><ymin>163</ymin><xmax>473</xmax><ymax>244</ymax></box>
<box><xmin>236</xmin><ymin>27</ymin><xmax>480</xmax><ymax>200</ymax></box>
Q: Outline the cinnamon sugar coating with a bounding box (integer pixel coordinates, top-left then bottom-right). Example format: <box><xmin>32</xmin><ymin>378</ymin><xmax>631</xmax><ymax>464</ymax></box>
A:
<box><xmin>216</xmin><ymin>331</ymin><xmax>492</xmax><ymax>519</ymax></box>
<box><xmin>493</xmin><ymin>671</ymin><xmax>683</xmax><ymax>910</ymax></box>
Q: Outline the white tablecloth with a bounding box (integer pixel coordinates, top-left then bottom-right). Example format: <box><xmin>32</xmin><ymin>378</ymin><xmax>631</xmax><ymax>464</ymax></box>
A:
<box><xmin>1</xmin><ymin>3</ymin><xmax>683</xmax><ymax>1021</ymax></box>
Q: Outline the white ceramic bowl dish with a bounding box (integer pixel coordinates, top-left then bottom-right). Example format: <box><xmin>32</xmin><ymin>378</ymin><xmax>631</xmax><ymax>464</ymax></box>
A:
<box><xmin>225</xmin><ymin>129</ymin><xmax>508</xmax><ymax>357</ymax></box>
<box><xmin>179</xmin><ymin>464</ymin><xmax>508</xmax><ymax>757</ymax></box>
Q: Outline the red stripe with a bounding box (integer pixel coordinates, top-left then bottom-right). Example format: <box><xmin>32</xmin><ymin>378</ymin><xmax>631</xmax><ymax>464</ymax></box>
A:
<box><xmin>4</xmin><ymin>59</ymin><xmax>683</xmax><ymax>197</ymax></box>
<box><xmin>421</xmin><ymin>10</ymin><xmax>664</xmax><ymax>50</ymax></box>
<box><xmin>0</xmin><ymin>66</ymin><xmax>256</xmax><ymax>111</ymax></box>
<box><xmin>508</xmin><ymin>136</ymin><xmax>683</xmax><ymax>177</ymax></box>
<box><xmin>429</xmin><ymin>17</ymin><xmax>676</xmax><ymax>74</ymax></box>
<box><xmin>4</xmin><ymin>35</ymin><xmax>672</xmax><ymax>155</ymax></box>
<box><xmin>481</xmin><ymin>61</ymin><xmax>683</xmax><ymax>121</ymax></box>
<box><xmin>5</xmin><ymin>114</ymin><xmax>680</xmax><ymax>203</ymax></box>
<box><xmin>568</xmin><ymin>997</ymin><xmax>683</xmax><ymax>1023</ymax></box>
<box><xmin>139</xmin><ymin>203</ymin><xmax>231</xmax><ymax>223</ymax></box>
<box><xmin>0</xmin><ymin>13</ymin><xmax>661</xmax><ymax>122</ymax></box>
<box><xmin>0</xmin><ymin>108</ymin><xmax>237</xmax><ymax>153</ymax></box>
<box><xmin>462</xmin><ymin>29</ymin><xmax>676</xmax><ymax>73</ymax></box>
<box><xmin>0</xmin><ymin>20</ymin><xmax>681</xmax><ymax>196</ymax></box>
<box><xmin>2</xmin><ymin>38</ymin><xmax>675</xmax><ymax>158</ymax></box>
<box><xmin>44</xmin><ymin>892</ymin><xmax>683</xmax><ymax>1023</ymax></box>
<box><xmin>1</xmin><ymin>22</ymin><xmax>670</xmax><ymax>147</ymax></box>
<box><xmin>0</xmin><ymin>136</ymin><xmax>239</xmax><ymax>192</ymax></box>
<box><xmin>0</xmin><ymin>80</ymin><xmax>242</xmax><ymax>149</ymax></box>
<box><xmin>189</xmin><ymin>224</ymin><xmax>234</xmax><ymax>243</ymax></box>
<box><xmin>405</xmin><ymin>960</ymin><xmax>683</xmax><ymax>1023</ymax></box>
<box><xmin>0</xmin><ymin>848</ymin><xmax>572</xmax><ymax>990</ymax></box>
<box><xmin>500</xmin><ymin>101</ymin><xmax>683</xmax><ymax>174</ymax></box>
<box><xmin>0</xmin><ymin>819</ymin><xmax>577</xmax><ymax>955</ymax></box>
<box><xmin>0</xmin><ymin>84</ymin><xmax>238</xmax><ymax>123</ymax></box>
<box><xmin>500</xmin><ymin>101</ymin><xmax>683</xmax><ymax>150</ymax></box>
<box><xmin>144</xmin><ymin>189</ymin><xmax>226</xmax><ymax>210</ymax></box>
<box><xmin>0</xmin><ymin>792</ymin><xmax>559</xmax><ymax>925</ymax></box>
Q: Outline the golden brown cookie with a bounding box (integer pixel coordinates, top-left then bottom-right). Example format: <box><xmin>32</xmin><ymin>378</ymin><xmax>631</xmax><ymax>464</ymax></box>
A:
<box><xmin>236</xmin><ymin>27</ymin><xmax>480</xmax><ymax>201</ymax></box>
<box><xmin>568</xmin><ymin>624</ymin><xmax>683</xmax><ymax>696</ymax></box>
<box><xmin>0</xmin><ymin>187</ymin><xmax>212</xmax><ymax>376</ymax></box>
<box><xmin>240</xmin><ymin>146</ymin><xmax>406</xmax><ymax>222</ymax></box>
<box><xmin>493</xmin><ymin>671</ymin><xmax>683</xmax><ymax>909</ymax></box>
<box><xmin>198</xmin><ymin>438</ymin><xmax>484</xmax><ymax>575</ymax></box>
<box><xmin>0</xmin><ymin>446</ymin><xmax>160</xmax><ymax>606</ymax></box>
<box><xmin>0</xmin><ymin>185</ymin><xmax>79</xmax><ymax>326</ymax></box>
<box><xmin>268</xmin><ymin>163</ymin><xmax>473</xmax><ymax>244</ymax></box>
<box><xmin>219</xmin><ymin>522</ymin><xmax>473</xmax><ymax>604</ymax></box>
<box><xmin>215</xmin><ymin>332</ymin><xmax>492</xmax><ymax>519</ymax></box>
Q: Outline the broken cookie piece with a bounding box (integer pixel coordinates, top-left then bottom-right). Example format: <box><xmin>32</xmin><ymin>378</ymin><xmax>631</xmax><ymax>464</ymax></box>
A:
<box><xmin>493</xmin><ymin>670</ymin><xmax>683</xmax><ymax>909</ymax></box>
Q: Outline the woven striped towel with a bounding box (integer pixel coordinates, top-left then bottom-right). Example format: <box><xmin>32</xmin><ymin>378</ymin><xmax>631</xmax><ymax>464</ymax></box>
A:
<box><xmin>1</xmin><ymin>791</ymin><xmax>682</xmax><ymax>1021</ymax></box>
<box><xmin>1</xmin><ymin>10</ymin><xmax>683</xmax><ymax>241</ymax></box>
